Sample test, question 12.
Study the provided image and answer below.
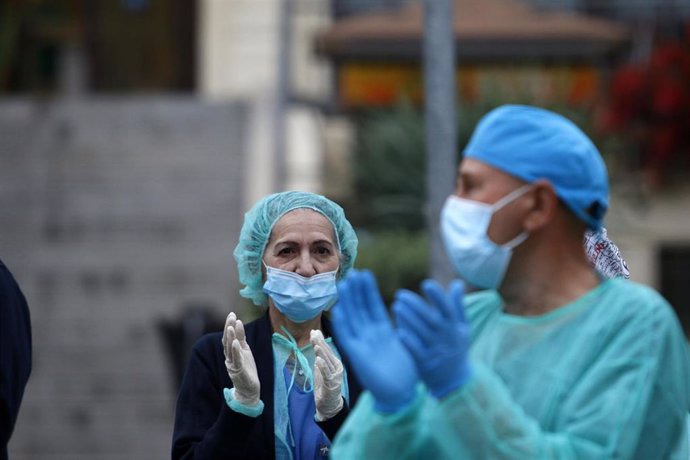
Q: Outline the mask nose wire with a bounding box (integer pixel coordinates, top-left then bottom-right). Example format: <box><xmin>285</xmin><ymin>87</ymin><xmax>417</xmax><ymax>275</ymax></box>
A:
<box><xmin>262</xmin><ymin>259</ymin><xmax>340</xmax><ymax>278</ymax></box>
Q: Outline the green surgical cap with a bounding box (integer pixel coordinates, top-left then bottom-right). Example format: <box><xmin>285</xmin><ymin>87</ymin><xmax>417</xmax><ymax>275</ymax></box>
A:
<box><xmin>233</xmin><ymin>191</ymin><xmax>358</xmax><ymax>307</ymax></box>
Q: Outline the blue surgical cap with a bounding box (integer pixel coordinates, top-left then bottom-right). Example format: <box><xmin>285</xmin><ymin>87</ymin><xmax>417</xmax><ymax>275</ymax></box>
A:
<box><xmin>234</xmin><ymin>191</ymin><xmax>358</xmax><ymax>307</ymax></box>
<box><xmin>464</xmin><ymin>105</ymin><xmax>609</xmax><ymax>230</ymax></box>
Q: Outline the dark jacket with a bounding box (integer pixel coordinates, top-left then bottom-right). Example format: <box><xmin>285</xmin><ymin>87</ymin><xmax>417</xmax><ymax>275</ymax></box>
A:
<box><xmin>0</xmin><ymin>259</ymin><xmax>31</xmax><ymax>460</ymax></box>
<box><xmin>172</xmin><ymin>313</ymin><xmax>361</xmax><ymax>459</ymax></box>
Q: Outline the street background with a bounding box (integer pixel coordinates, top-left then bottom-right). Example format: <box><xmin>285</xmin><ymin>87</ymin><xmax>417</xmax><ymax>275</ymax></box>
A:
<box><xmin>1</xmin><ymin>0</ymin><xmax>689</xmax><ymax>458</ymax></box>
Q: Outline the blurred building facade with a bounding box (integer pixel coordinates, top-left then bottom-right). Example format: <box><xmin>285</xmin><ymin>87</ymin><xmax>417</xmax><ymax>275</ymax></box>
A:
<box><xmin>1</xmin><ymin>1</ymin><xmax>247</xmax><ymax>459</ymax></box>
<box><xmin>1</xmin><ymin>96</ymin><xmax>246</xmax><ymax>460</ymax></box>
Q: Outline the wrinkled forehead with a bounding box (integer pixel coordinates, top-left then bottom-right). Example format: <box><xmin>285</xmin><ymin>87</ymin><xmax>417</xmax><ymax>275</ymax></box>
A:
<box><xmin>267</xmin><ymin>208</ymin><xmax>339</xmax><ymax>247</ymax></box>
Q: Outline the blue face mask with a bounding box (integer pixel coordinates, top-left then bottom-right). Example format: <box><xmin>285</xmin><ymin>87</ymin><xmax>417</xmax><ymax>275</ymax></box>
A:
<box><xmin>262</xmin><ymin>265</ymin><xmax>339</xmax><ymax>323</ymax></box>
<box><xmin>440</xmin><ymin>185</ymin><xmax>532</xmax><ymax>289</ymax></box>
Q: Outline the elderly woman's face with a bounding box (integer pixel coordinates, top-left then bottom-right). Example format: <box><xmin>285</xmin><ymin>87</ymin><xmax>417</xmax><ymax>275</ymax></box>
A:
<box><xmin>263</xmin><ymin>209</ymin><xmax>340</xmax><ymax>277</ymax></box>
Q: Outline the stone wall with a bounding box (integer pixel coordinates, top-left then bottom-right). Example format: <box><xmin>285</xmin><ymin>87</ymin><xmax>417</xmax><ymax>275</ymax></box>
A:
<box><xmin>0</xmin><ymin>96</ymin><xmax>247</xmax><ymax>459</ymax></box>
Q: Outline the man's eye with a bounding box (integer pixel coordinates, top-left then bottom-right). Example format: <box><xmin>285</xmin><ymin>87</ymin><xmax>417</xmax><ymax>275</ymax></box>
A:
<box><xmin>278</xmin><ymin>247</ymin><xmax>294</xmax><ymax>255</ymax></box>
<box><xmin>460</xmin><ymin>180</ymin><xmax>476</xmax><ymax>196</ymax></box>
<box><xmin>316</xmin><ymin>247</ymin><xmax>330</xmax><ymax>255</ymax></box>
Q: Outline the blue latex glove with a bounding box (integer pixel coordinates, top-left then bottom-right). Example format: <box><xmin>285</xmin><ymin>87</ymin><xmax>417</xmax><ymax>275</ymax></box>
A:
<box><xmin>331</xmin><ymin>270</ymin><xmax>419</xmax><ymax>413</ymax></box>
<box><xmin>393</xmin><ymin>279</ymin><xmax>471</xmax><ymax>398</ymax></box>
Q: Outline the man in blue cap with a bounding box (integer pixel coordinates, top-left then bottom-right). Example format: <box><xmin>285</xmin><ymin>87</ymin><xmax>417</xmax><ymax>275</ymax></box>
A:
<box><xmin>330</xmin><ymin>105</ymin><xmax>690</xmax><ymax>458</ymax></box>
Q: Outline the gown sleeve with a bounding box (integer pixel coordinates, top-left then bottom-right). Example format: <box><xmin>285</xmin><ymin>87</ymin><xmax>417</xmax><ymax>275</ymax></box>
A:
<box><xmin>330</xmin><ymin>386</ymin><xmax>432</xmax><ymax>460</ymax></box>
<box><xmin>331</xmin><ymin>294</ymin><xmax>690</xmax><ymax>460</ymax></box>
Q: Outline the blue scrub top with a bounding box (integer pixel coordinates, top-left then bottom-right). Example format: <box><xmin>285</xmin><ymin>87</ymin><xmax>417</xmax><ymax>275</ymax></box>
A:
<box><xmin>283</xmin><ymin>365</ymin><xmax>331</xmax><ymax>459</ymax></box>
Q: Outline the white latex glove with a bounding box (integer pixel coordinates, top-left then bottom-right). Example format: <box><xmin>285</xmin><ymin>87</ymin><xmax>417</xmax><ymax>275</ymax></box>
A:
<box><xmin>222</xmin><ymin>312</ymin><xmax>260</xmax><ymax>407</ymax></box>
<box><xmin>310</xmin><ymin>329</ymin><xmax>344</xmax><ymax>421</ymax></box>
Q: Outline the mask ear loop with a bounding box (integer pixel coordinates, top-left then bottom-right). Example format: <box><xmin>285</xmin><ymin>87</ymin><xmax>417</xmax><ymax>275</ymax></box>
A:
<box><xmin>490</xmin><ymin>184</ymin><xmax>535</xmax><ymax>212</ymax></box>
<box><xmin>490</xmin><ymin>184</ymin><xmax>534</xmax><ymax>249</ymax></box>
<box><xmin>503</xmin><ymin>231</ymin><xmax>529</xmax><ymax>249</ymax></box>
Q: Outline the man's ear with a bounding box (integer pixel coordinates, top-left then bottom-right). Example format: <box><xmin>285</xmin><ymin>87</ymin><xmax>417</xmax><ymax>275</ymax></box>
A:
<box><xmin>523</xmin><ymin>180</ymin><xmax>558</xmax><ymax>232</ymax></box>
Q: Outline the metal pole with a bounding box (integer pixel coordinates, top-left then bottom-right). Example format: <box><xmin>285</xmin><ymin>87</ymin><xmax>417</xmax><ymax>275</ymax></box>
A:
<box><xmin>423</xmin><ymin>0</ymin><xmax>457</xmax><ymax>283</ymax></box>
<box><xmin>274</xmin><ymin>0</ymin><xmax>293</xmax><ymax>191</ymax></box>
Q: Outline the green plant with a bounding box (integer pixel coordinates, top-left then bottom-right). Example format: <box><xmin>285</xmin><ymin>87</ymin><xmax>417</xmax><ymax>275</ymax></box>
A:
<box><xmin>351</xmin><ymin>100</ymin><xmax>426</xmax><ymax>231</ymax></box>
<box><xmin>353</xmin><ymin>231</ymin><xmax>429</xmax><ymax>304</ymax></box>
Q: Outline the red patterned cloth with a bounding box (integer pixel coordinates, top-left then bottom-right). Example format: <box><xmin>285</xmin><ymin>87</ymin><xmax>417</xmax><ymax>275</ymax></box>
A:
<box><xmin>584</xmin><ymin>228</ymin><xmax>630</xmax><ymax>279</ymax></box>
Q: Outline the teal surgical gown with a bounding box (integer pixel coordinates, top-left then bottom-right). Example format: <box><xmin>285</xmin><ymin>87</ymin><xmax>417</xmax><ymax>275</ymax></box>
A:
<box><xmin>331</xmin><ymin>278</ymin><xmax>690</xmax><ymax>459</ymax></box>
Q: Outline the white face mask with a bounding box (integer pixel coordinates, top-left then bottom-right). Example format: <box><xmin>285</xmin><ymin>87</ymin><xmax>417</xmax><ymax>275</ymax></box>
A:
<box><xmin>262</xmin><ymin>264</ymin><xmax>339</xmax><ymax>323</ymax></box>
<box><xmin>440</xmin><ymin>185</ymin><xmax>533</xmax><ymax>289</ymax></box>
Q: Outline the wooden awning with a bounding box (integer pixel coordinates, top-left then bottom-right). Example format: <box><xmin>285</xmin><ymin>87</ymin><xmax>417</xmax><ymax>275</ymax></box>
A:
<box><xmin>316</xmin><ymin>0</ymin><xmax>630</xmax><ymax>61</ymax></box>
